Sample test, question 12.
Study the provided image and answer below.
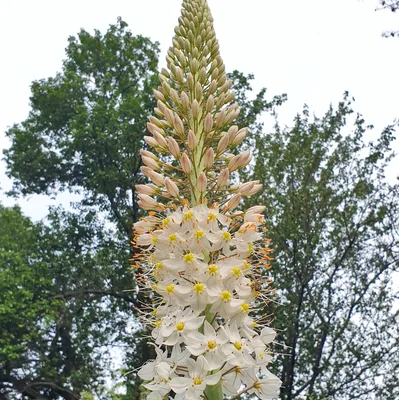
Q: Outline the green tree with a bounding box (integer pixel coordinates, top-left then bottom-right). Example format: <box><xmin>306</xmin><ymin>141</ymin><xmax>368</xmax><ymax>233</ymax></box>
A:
<box><xmin>0</xmin><ymin>204</ymin><xmax>138</xmax><ymax>399</ymax></box>
<box><xmin>4</xmin><ymin>17</ymin><xmax>159</xmax><ymax>237</ymax></box>
<box><xmin>248</xmin><ymin>93</ymin><xmax>399</xmax><ymax>399</ymax></box>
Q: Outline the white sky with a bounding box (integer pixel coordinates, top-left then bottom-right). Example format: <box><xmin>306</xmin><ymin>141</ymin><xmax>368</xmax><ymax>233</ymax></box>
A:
<box><xmin>1</xmin><ymin>0</ymin><xmax>399</xmax><ymax>220</ymax></box>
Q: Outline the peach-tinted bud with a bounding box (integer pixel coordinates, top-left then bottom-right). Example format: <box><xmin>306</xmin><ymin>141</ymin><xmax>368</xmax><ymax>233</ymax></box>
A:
<box><xmin>142</xmin><ymin>155</ymin><xmax>160</xmax><ymax>171</ymax></box>
<box><xmin>209</xmin><ymin>80</ymin><xmax>217</xmax><ymax>94</ymax></box>
<box><xmin>141</xmin><ymin>166</ymin><xmax>165</xmax><ymax>187</ymax></box>
<box><xmin>211</xmin><ymin>67</ymin><xmax>219</xmax><ymax>81</ymax></box>
<box><xmin>154</xmin><ymin>89</ymin><xmax>165</xmax><ymax>102</ymax></box>
<box><xmin>216</xmin><ymin>168</ymin><xmax>229</xmax><ymax>188</ymax></box>
<box><xmin>238</xmin><ymin>150</ymin><xmax>253</xmax><ymax>168</ymax></box>
<box><xmin>169</xmin><ymin>88</ymin><xmax>180</xmax><ymax>105</ymax></box>
<box><xmin>246</xmin><ymin>205</ymin><xmax>266</xmax><ymax>215</ymax></box>
<box><xmin>140</xmin><ymin>149</ymin><xmax>157</xmax><ymax>160</ymax></box>
<box><xmin>199</xmin><ymin>67</ymin><xmax>206</xmax><ymax>84</ymax></box>
<box><xmin>238</xmin><ymin>181</ymin><xmax>255</xmax><ymax>195</ymax></box>
<box><xmin>180</xmin><ymin>153</ymin><xmax>192</xmax><ymax>173</ymax></box>
<box><xmin>147</xmin><ymin>122</ymin><xmax>162</xmax><ymax>135</ymax></box>
<box><xmin>148</xmin><ymin>116</ymin><xmax>163</xmax><ymax>128</ymax></box>
<box><xmin>176</xmin><ymin>67</ymin><xmax>184</xmax><ymax>83</ymax></box>
<box><xmin>206</xmin><ymin>95</ymin><xmax>214</xmax><ymax>113</ymax></box>
<box><xmin>192</xmin><ymin>99</ymin><xmax>200</xmax><ymax>119</ymax></box>
<box><xmin>228</xmin><ymin>125</ymin><xmax>239</xmax><ymax>136</ymax></box>
<box><xmin>187</xmin><ymin>130</ymin><xmax>197</xmax><ymax>151</ymax></box>
<box><xmin>215</xmin><ymin>109</ymin><xmax>226</xmax><ymax>128</ymax></box>
<box><xmin>152</xmin><ymin>130</ymin><xmax>168</xmax><ymax>148</ymax></box>
<box><xmin>246</xmin><ymin>184</ymin><xmax>263</xmax><ymax>196</ymax></box>
<box><xmin>181</xmin><ymin>92</ymin><xmax>190</xmax><ymax>110</ymax></box>
<box><xmin>204</xmin><ymin>113</ymin><xmax>213</xmax><ymax>133</ymax></box>
<box><xmin>231</xmin><ymin>127</ymin><xmax>248</xmax><ymax>146</ymax></box>
<box><xmin>224</xmin><ymin>193</ymin><xmax>242</xmax><ymax>212</ymax></box>
<box><xmin>174</xmin><ymin>114</ymin><xmax>184</xmax><ymax>136</ymax></box>
<box><xmin>187</xmin><ymin>73</ymin><xmax>194</xmax><ymax>90</ymax></box>
<box><xmin>217</xmin><ymin>133</ymin><xmax>231</xmax><ymax>153</ymax></box>
<box><xmin>195</xmin><ymin>82</ymin><xmax>203</xmax><ymax>101</ymax></box>
<box><xmin>167</xmin><ymin>137</ymin><xmax>180</xmax><ymax>159</ymax></box>
<box><xmin>204</xmin><ymin>148</ymin><xmax>214</xmax><ymax>169</ymax></box>
<box><xmin>225</xmin><ymin>91</ymin><xmax>235</xmax><ymax>103</ymax></box>
<box><xmin>144</xmin><ymin>136</ymin><xmax>158</xmax><ymax>148</ymax></box>
<box><xmin>161</xmin><ymin>80</ymin><xmax>171</xmax><ymax>95</ymax></box>
<box><xmin>136</xmin><ymin>184</ymin><xmax>157</xmax><ymax>196</ymax></box>
<box><xmin>138</xmin><ymin>194</ymin><xmax>163</xmax><ymax>211</ymax></box>
<box><xmin>228</xmin><ymin>153</ymin><xmax>243</xmax><ymax>172</ymax></box>
<box><xmin>198</xmin><ymin>172</ymin><xmax>207</xmax><ymax>193</ymax></box>
<box><xmin>165</xmin><ymin>178</ymin><xmax>180</xmax><ymax>197</ymax></box>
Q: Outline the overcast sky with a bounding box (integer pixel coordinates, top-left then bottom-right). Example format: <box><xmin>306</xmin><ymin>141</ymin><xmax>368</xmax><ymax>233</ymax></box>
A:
<box><xmin>1</xmin><ymin>0</ymin><xmax>398</xmax><ymax>220</ymax></box>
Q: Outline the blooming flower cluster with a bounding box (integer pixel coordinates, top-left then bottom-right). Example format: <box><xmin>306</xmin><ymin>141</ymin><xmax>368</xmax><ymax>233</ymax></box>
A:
<box><xmin>132</xmin><ymin>0</ymin><xmax>282</xmax><ymax>399</ymax></box>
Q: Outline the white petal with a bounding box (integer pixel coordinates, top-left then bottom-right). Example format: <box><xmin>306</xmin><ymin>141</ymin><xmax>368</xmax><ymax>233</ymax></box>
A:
<box><xmin>169</xmin><ymin>377</ymin><xmax>191</xmax><ymax>394</ymax></box>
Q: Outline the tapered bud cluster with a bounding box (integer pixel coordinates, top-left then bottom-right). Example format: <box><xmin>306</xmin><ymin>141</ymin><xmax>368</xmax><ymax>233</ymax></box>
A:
<box><xmin>133</xmin><ymin>1</ymin><xmax>281</xmax><ymax>399</ymax></box>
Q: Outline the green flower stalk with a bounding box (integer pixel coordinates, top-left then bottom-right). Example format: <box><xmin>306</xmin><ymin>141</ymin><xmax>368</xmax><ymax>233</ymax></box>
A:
<box><xmin>133</xmin><ymin>1</ymin><xmax>282</xmax><ymax>399</ymax></box>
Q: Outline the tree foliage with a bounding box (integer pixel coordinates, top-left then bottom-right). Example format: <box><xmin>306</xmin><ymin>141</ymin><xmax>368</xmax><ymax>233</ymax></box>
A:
<box><xmin>376</xmin><ymin>0</ymin><xmax>399</xmax><ymax>37</ymax></box>
<box><xmin>248</xmin><ymin>93</ymin><xmax>399</xmax><ymax>399</ymax></box>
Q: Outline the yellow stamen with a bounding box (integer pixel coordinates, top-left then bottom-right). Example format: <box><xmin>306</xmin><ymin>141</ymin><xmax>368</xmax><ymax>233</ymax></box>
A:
<box><xmin>234</xmin><ymin>342</ymin><xmax>242</xmax><ymax>351</ymax></box>
<box><xmin>208</xmin><ymin>212</ymin><xmax>217</xmax><ymax>221</ymax></box>
<box><xmin>169</xmin><ymin>233</ymin><xmax>177</xmax><ymax>242</ymax></box>
<box><xmin>194</xmin><ymin>229</ymin><xmax>204</xmax><ymax>239</ymax></box>
<box><xmin>162</xmin><ymin>218</ymin><xmax>170</xmax><ymax>227</ymax></box>
<box><xmin>220</xmin><ymin>290</ymin><xmax>231</xmax><ymax>302</ymax></box>
<box><xmin>176</xmin><ymin>322</ymin><xmax>185</xmax><ymax>331</ymax></box>
<box><xmin>207</xmin><ymin>340</ymin><xmax>217</xmax><ymax>350</ymax></box>
<box><xmin>194</xmin><ymin>283</ymin><xmax>205</xmax><ymax>294</ymax></box>
<box><xmin>184</xmin><ymin>253</ymin><xmax>195</xmax><ymax>263</ymax></box>
<box><xmin>232</xmin><ymin>267</ymin><xmax>241</xmax><ymax>277</ymax></box>
<box><xmin>184</xmin><ymin>211</ymin><xmax>194</xmax><ymax>220</ymax></box>
<box><xmin>208</xmin><ymin>264</ymin><xmax>218</xmax><ymax>275</ymax></box>
<box><xmin>193</xmin><ymin>377</ymin><xmax>202</xmax><ymax>385</ymax></box>
<box><xmin>166</xmin><ymin>284</ymin><xmax>174</xmax><ymax>294</ymax></box>
<box><xmin>222</xmin><ymin>231</ymin><xmax>232</xmax><ymax>241</ymax></box>
<box><xmin>241</xmin><ymin>303</ymin><xmax>249</xmax><ymax>313</ymax></box>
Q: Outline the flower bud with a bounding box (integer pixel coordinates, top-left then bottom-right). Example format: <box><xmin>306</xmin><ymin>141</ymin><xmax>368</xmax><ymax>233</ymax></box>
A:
<box><xmin>167</xmin><ymin>137</ymin><xmax>180</xmax><ymax>159</ymax></box>
<box><xmin>238</xmin><ymin>150</ymin><xmax>253</xmax><ymax>168</ymax></box>
<box><xmin>198</xmin><ymin>172</ymin><xmax>207</xmax><ymax>193</ymax></box>
<box><xmin>152</xmin><ymin>130</ymin><xmax>168</xmax><ymax>148</ymax></box>
<box><xmin>141</xmin><ymin>166</ymin><xmax>165</xmax><ymax>187</ymax></box>
<box><xmin>191</xmin><ymin>99</ymin><xmax>200</xmax><ymax>119</ymax></box>
<box><xmin>187</xmin><ymin>73</ymin><xmax>194</xmax><ymax>90</ymax></box>
<box><xmin>216</xmin><ymin>168</ymin><xmax>229</xmax><ymax>188</ymax></box>
<box><xmin>140</xmin><ymin>149</ymin><xmax>157</xmax><ymax>160</ymax></box>
<box><xmin>209</xmin><ymin>80</ymin><xmax>217</xmax><ymax>94</ymax></box>
<box><xmin>195</xmin><ymin>81</ymin><xmax>203</xmax><ymax>101</ymax></box>
<box><xmin>142</xmin><ymin>155</ymin><xmax>160</xmax><ymax>171</ymax></box>
<box><xmin>228</xmin><ymin>153</ymin><xmax>242</xmax><ymax>172</ymax></box>
<box><xmin>137</xmin><ymin>194</ymin><xmax>163</xmax><ymax>211</ymax></box>
<box><xmin>180</xmin><ymin>153</ymin><xmax>192</xmax><ymax>173</ymax></box>
<box><xmin>181</xmin><ymin>92</ymin><xmax>190</xmax><ymax>110</ymax></box>
<box><xmin>238</xmin><ymin>181</ymin><xmax>255</xmax><ymax>195</ymax></box>
<box><xmin>246</xmin><ymin>184</ymin><xmax>262</xmax><ymax>196</ymax></box>
<box><xmin>174</xmin><ymin>114</ymin><xmax>185</xmax><ymax>136</ymax></box>
<box><xmin>204</xmin><ymin>113</ymin><xmax>213</xmax><ymax>133</ymax></box>
<box><xmin>231</xmin><ymin>127</ymin><xmax>248</xmax><ymax>146</ymax></box>
<box><xmin>204</xmin><ymin>148</ymin><xmax>214</xmax><ymax>169</ymax></box>
<box><xmin>148</xmin><ymin>116</ymin><xmax>163</xmax><ymax>128</ymax></box>
<box><xmin>246</xmin><ymin>205</ymin><xmax>266</xmax><ymax>215</ymax></box>
<box><xmin>165</xmin><ymin>178</ymin><xmax>180</xmax><ymax>197</ymax></box>
<box><xmin>217</xmin><ymin>133</ymin><xmax>230</xmax><ymax>153</ymax></box>
<box><xmin>144</xmin><ymin>136</ymin><xmax>158</xmax><ymax>148</ymax></box>
<box><xmin>136</xmin><ymin>184</ymin><xmax>157</xmax><ymax>196</ymax></box>
<box><xmin>206</xmin><ymin>95</ymin><xmax>214</xmax><ymax>113</ymax></box>
<box><xmin>224</xmin><ymin>193</ymin><xmax>241</xmax><ymax>212</ymax></box>
<box><xmin>215</xmin><ymin>109</ymin><xmax>226</xmax><ymax>128</ymax></box>
<box><xmin>169</xmin><ymin>88</ymin><xmax>180</xmax><ymax>105</ymax></box>
<box><xmin>187</xmin><ymin>130</ymin><xmax>197</xmax><ymax>151</ymax></box>
<box><xmin>153</xmin><ymin>89</ymin><xmax>165</xmax><ymax>102</ymax></box>
<box><xmin>199</xmin><ymin>66</ymin><xmax>206</xmax><ymax>84</ymax></box>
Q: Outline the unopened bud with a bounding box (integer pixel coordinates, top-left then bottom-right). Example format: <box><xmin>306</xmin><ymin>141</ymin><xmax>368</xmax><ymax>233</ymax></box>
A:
<box><xmin>140</xmin><ymin>149</ymin><xmax>157</xmax><ymax>160</ymax></box>
<box><xmin>224</xmin><ymin>194</ymin><xmax>241</xmax><ymax>212</ymax></box>
<box><xmin>141</xmin><ymin>166</ymin><xmax>165</xmax><ymax>187</ymax></box>
<box><xmin>152</xmin><ymin>130</ymin><xmax>168</xmax><ymax>148</ymax></box>
<box><xmin>209</xmin><ymin>80</ymin><xmax>217</xmax><ymax>94</ymax></box>
<box><xmin>181</xmin><ymin>92</ymin><xmax>190</xmax><ymax>110</ymax></box>
<box><xmin>228</xmin><ymin>153</ymin><xmax>243</xmax><ymax>172</ymax></box>
<box><xmin>198</xmin><ymin>172</ymin><xmax>207</xmax><ymax>193</ymax></box>
<box><xmin>215</xmin><ymin>110</ymin><xmax>226</xmax><ymax>128</ymax></box>
<box><xmin>204</xmin><ymin>148</ymin><xmax>214</xmax><ymax>169</ymax></box>
<box><xmin>167</xmin><ymin>137</ymin><xmax>180</xmax><ymax>159</ymax></box>
<box><xmin>217</xmin><ymin>133</ymin><xmax>230</xmax><ymax>153</ymax></box>
<box><xmin>206</xmin><ymin>95</ymin><xmax>214</xmax><ymax>113</ymax></box>
<box><xmin>192</xmin><ymin>99</ymin><xmax>200</xmax><ymax>119</ymax></box>
<box><xmin>165</xmin><ymin>178</ymin><xmax>180</xmax><ymax>197</ymax></box>
<box><xmin>153</xmin><ymin>89</ymin><xmax>165</xmax><ymax>102</ymax></box>
<box><xmin>195</xmin><ymin>82</ymin><xmax>203</xmax><ymax>101</ymax></box>
<box><xmin>238</xmin><ymin>181</ymin><xmax>255</xmax><ymax>195</ymax></box>
<box><xmin>144</xmin><ymin>136</ymin><xmax>158</xmax><ymax>148</ymax></box>
<box><xmin>180</xmin><ymin>153</ymin><xmax>192</xmax><ymax>173</ymax></box>
<box><xmin>176</xmin><ymin>67</ymin><xmax>184</xmax><ymax>83</ymax></box>
<box><xmin>199</xmin><ymin>67</ymin><xmax>206</xmax><ymax>84</ymax></box>
<box><xmin>216</xmin><ymin>168</ymin><xmax>229</xmax><ymax>188</ymax></box>
<box><xmin>204</xmin><ymin>113</ymin><xmax>213</xmax><ymax>133</ymax></box>
<box><xmin>187</xmin><ymin>130</ymin><xmax>197</xmax><ymax>151</ymax></box>
<box><xmin>231</xmin><ymin>128</ymin><xmax>248</xmax><ymax>146</ymax></box>
<box><xmin>187</xmin><ymin>73</ymin><xmax>194</xmax><ymax>91</ymax></box>
<box><xmin>136</xmin><ymin>184</ymin><xmax>157</xmax><ymax>196</ymax></box>
<box><xmin>138</xmin><ymin>194</ymin><xmax>163</xmax><ymax>211</ymax></box>
<box><xmin>239</xmin><ymin>150</ymin><xmax>253</xmax><ymax>168</ymax></box>
<box><xmin>246</xmin><ymin>184</ymin><xmax>263</xmax><ymax>196</ymax></box>
<box><xmin>169</xmin><ymin>88</ymin><xmax>180</xmax><ymax>105</ymax></box>
<box><xmin>174</xmin><ymin>114</ymin><xmax>184</xmax><ymax>136</ymax></box>
<box><xmin>142</xmin><ymin>155</ymin><xmax>160</xmax><ymax>170</ymax></box>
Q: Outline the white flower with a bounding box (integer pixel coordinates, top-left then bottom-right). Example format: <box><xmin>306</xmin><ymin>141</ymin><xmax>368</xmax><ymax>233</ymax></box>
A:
<box><xmin>169</xmin><ymin>356</ymin><xmax>221</xmax><ymax>400</ymax></box>
<box><xmin>247</xmin><ymin>368</ymin><xmax>282</xmax><ymax>400</ymax></box>
<box><xmin>186</xmin><ymin>321</ymin><xmax>228</xmax><ymax>369</ymax></box>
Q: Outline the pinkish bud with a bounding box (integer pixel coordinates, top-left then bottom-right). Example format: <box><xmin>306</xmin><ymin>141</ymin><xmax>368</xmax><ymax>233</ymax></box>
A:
<box><xmin>228</xmin><ymin>153</ymin><xmax>243</xmax><ymax>172</ymax></box>
<box><xmin>192</xmin><ymin>99</ymin><xmax>200</xmax><ymax>119</ymax></box>
<box><xmin>136</xmin><ymin>184</ymin><xmax>157</xmax><ymax>196</ymax></box>
<box><xmin>137</xmin><ymin>194</ymin><xmax>163</xmax><ymax>211</ymax></box>
<box><xmin>204</xmin><ymin>113</ymin><xmax>213</xmax><ymax>133</ymax></box>
<box><xmin>231</xmin><ymin>127</ymin><xmax>248</xmax><ymax>146</ymax></box>
<box><xmin>180</xmin><ymin>153</ymin><xmax>192</xmax><ymax>173</ymax></box>
<box><xmin>217</xmin><ymin>133</ymin><xmax>230</xmax><ymax>153</ymax></box>
<box><xmin>215</xmin><ymin>109</ymin><xmax>226</xmax><ymax>128</ymax></box>
<box><xmin>153</xmin><ymin>89</ymin><xmax>165</xmax><ymax>102</ymax></box>
<box><xmin>167</xmin><ymin>137</ymin><xmax>180</xmax><ymax>159</ymax></box>
<box><xmin>246</xmin><ymin>205</ymin><xmax>266</xmax><ymax>215</ymax></box>
<box><xmin>246</xmin><ymin>184</ymin><xmax>263</xmax><ymax>196</ymax></box>
<box><xmin>174</xmin><ymin>114</ymin><xmax>184</xmax><ymax>136</ymax></box>
<box><xmin>216</xmin><ymin>168</ymin><xmax>229</xmax><ymax>188</ymax></box>
<box><xmin>204</xmin><ymin>148</ymin><xmax>214</xmax><ymax>169</ymax></box>
<box><xmin>206</xmin><ymin>95</ymin><xmax>214</xmax><ymax>113</ymax></box>
<box><xmin>198</xmin><ymin>172</ymin><xmax>207</xmax><ymax>193</ymax></box>
<box><xmin>152</xmin><ymin>130</ymin><xmax>168</xmax><ymax>148</ymax></box>
<box><xmin>181</xmin><ymin>92</ymin><xmax>190</xmax><ymax>110</ymax></box>
<box><xmin>144</xmin><ymin>136</ymin><xmax>158</xmax><ymax>148</ymax></box>
<box><xmin>141</xmin><ymin>166</ymin><xmax>165</xmax><ymax>187</ymax></box>
<box><xmin>165</xmin><ymin>178</ymin><xmax>180</xmax><ymax>197</ymax></box>
<box><xmin>187</xmin><ymin>130</ymin><xmax>197</xmax><ymax>151</ymax></box>
<box><xmin>141</xmin><ymin>155</ymin><xmax>160</xmax><ymax>171</ymax></box>
<box><xmin>239</xmin><ymin>150</ymin><xmax>253</xmax><ymax>168</ymax></box>
<box><xmin>140</xmin><ymin>149</ymin><xmax>157</xmax><ymax>160</ymax></box>
<box><xmin>238</xmin><ymin>181</ymin><xmax>255</xmax><ymax>195</ymax></box>
<box><xmin>224</xmin><ymin>193</ymin><xmax>242</xmax><ymax>212</ymax></box>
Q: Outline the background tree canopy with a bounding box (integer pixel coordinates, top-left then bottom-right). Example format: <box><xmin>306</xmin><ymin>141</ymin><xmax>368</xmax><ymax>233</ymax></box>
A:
<box><xmin>2</xmin><ymin>15</ymin><xmax>399</xmax><ymax>400</ymax></box>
